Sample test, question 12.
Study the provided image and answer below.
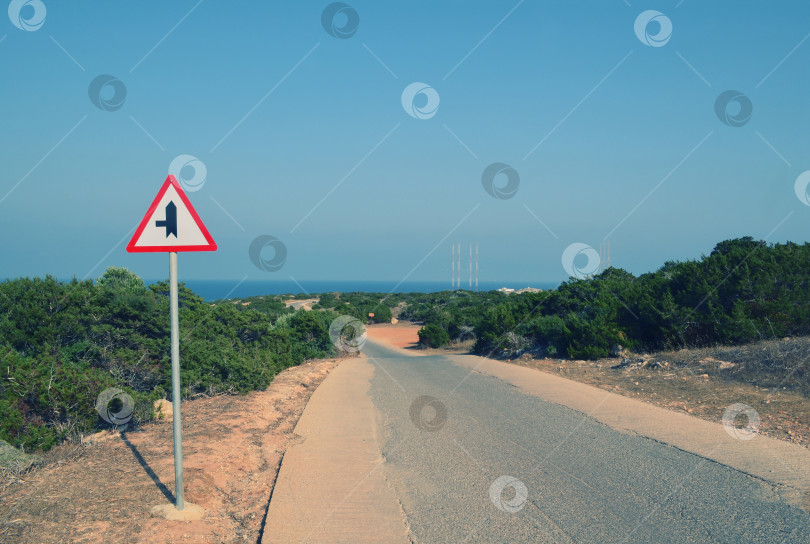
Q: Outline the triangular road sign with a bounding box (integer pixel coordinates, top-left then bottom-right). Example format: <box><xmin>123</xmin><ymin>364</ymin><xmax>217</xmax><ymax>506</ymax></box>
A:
<box><xmin>126</xmin><ymin>175</ymin><xmax>217</xmax><ymax>252</ymax></box>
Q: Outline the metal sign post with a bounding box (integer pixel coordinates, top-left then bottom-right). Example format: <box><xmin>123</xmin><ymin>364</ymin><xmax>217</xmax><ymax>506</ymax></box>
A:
<box><xmin>169</xmin><ymin>251</ymin><xmax>184</xmax><ymax>509</ymax></box>
<box><xmin>127</xmin><ymin>175</ymin><xmax>217</xmax><ymax>512</ymax></box>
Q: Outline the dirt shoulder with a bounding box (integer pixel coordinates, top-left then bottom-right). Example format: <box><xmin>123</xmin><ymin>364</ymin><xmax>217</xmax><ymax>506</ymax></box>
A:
<box><xmin>365</xmin><ymin>323</ymin><xmax>422</xmax><ymax>351</ymax></box>
<box><xmin>508</xmin><ymin>354</ymin><xmax>810</xmax><ymax>449</ymax></box>
<box><xmin>0</xmin><ymin>358</ymin><xmax>342</xmax><ymax>544</ymax></box>
<box><xmin>262</xmin><ymin>356</ymin><xmax>409</xmax><ymax>543</ymax></box>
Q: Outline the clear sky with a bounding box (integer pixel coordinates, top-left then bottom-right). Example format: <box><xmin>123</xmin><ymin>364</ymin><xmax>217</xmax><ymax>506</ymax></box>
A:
<box><xmin>2</xmin><ymin>1</ymin><xmax>810</xmax><ymax>285</ymax></box>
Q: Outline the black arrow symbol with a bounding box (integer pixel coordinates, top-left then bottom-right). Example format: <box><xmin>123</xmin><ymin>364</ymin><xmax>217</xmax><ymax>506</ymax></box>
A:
<box><xmin>155</xmin><ymin>201</ymin><xmax>177</xmax><ymax>238</ymax></box>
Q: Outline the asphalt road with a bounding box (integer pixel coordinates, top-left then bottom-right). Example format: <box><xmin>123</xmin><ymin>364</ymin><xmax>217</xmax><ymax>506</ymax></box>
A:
<box><xmin>363</xmin><ymin>340</ymin><xmax>810</xmax><ymax>544</ymax></box>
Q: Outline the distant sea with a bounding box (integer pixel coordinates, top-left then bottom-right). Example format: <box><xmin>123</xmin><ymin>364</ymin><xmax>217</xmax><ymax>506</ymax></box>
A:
<box><xmin>151</xmin><ymin>280</ymin><xmax>559</xmax><ymax>301</ymax></box>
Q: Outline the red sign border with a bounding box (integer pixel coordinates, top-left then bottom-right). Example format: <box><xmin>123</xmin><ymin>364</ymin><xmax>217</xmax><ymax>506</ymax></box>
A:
<box><xmin>126</xmin><ymin>175</ymin><xmax>217</xmax><ymax>253</ymax></box>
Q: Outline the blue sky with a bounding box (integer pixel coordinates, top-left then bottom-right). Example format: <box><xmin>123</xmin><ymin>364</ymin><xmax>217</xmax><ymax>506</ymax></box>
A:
<box><xmin>1</xmin><ymin>1</ymin><xmax>810</xmax><ymax>285</ymax></box>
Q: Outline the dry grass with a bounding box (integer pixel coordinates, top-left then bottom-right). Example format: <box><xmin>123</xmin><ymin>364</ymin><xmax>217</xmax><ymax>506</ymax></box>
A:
<box><xmin>649</xmin><ymin>336</ymin><xmax>810</xmax><ymax>395</ymax></box>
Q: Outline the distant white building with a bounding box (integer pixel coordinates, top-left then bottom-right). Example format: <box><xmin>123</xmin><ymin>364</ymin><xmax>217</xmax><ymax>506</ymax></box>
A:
<box><xmin>515</xmin><ymin>287</ymin><xmax>543</xmax><ymax>294</ymax></box>
<box><xmin>497</xmin><ymin>287</ymin><xmax>544</xmax><ymax>295</ymax></box>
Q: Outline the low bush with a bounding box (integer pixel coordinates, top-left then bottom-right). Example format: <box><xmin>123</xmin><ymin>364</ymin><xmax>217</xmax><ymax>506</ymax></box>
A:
<box><xmin>418</xmin><ymin>323</ymin><xmax>450</xmax><ymax>348</ymax></box>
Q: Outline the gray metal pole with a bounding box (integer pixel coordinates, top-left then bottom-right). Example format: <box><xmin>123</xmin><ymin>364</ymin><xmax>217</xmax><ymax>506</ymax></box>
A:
<box><xmin>451</xmin><ymin>244</ymin><xmax>454</xmax><ymax>290</ymax></box>
<box><xmin>169</xmin><ymin>251</ymin><xmax>184</xmax><ymax>510</ymax></box>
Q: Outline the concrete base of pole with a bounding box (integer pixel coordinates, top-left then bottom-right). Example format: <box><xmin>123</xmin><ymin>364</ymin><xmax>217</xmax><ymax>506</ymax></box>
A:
<box><xmin>150</xmin><ymin>501</ymin><xmax>205</xmax><ymax>521</ymax></box>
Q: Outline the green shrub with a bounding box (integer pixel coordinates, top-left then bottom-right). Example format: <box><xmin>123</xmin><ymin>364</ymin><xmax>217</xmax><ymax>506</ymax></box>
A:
<box><xmin>0</xmin><ymin>268</ymin><xmax>337</xmax><ymax>452</ymax></box>
<box><xmin>396</xmin><ymin>238</ymin><xmax>810</xmax><ymax>360</ymax></box>
<box><xmin>365</xmin><ymin>304</ymin><xmax>392</xmax><ymax>323</ymax></box>
<box><xmin>519</xmin><ymin>315</ymin><xmax>567</xmax><ymax>354</ymax></box>
<box><xmin>418</xmin><ymin>324</ymin><xmax>450</xmax><ymax>348</ymax></box>
<box><xmin>473</xmin><ymin>304</ymin><xmax>517</xmax><ymax>354</ymax></box>
<box><xmin>96</xmin><ymin>266</ymin><xmax>146</xmax><ymax>292</ymax></box>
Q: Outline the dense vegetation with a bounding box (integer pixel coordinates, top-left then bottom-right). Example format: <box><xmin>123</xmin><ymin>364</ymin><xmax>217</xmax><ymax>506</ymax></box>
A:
<box><xmin>397</xmin><ymin>238</ymin><xmax>810</xmax><ymax>359</ymax></box>
<box><xmin>232</xmin><ymin>238</ymin><xmax>810</xmax><ymax>362</ymax></box>
<box><xmin>0</xmin><ymin>268</ymin><xmax>338</xmax><ymax>452</ymax></box>
<box><xmin>312</xmin><ymin>292</ymin><xmax>395</xmax><ymax>323</ymax></box>
<box><xmin>3</xmin><ymin>237</ymin><xmax>808</xmax><ymax>452</ymax></box>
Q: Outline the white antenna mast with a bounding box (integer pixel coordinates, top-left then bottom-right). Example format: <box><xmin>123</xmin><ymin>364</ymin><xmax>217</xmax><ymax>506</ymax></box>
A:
<box><xmin>457</xmin><ymin>242</ymin><xmax>461</xmax><ymax>291</ymax></box>
<box><xmin>475</xmin><ymin>242</ymin><xmax>478</xmax><ymax>293</ymax></box>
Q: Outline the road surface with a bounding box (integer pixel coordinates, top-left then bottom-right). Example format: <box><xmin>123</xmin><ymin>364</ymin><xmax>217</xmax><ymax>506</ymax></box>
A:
<box><xmin>266</xmin><ymin>339</ymin><xmax>810</xmax><ymax>543</ymax></box>
<box><xmin>363</xmin><ymin>340</ymin><xmax>810</xmax><ymax>543</ymax></box>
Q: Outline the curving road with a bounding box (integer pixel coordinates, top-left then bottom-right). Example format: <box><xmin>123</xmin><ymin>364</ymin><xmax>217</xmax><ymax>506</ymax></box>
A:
<box><xmin>363</xmin><ymin>340</ymin><xmax>810</xmax><ymax>543</ymax></box>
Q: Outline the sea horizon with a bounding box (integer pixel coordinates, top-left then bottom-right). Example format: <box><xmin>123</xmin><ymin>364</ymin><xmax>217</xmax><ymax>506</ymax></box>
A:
<box><xmin>153</xmin><ymin>279</ymin><xmax>560</xmax><ymax>301</ymax></box>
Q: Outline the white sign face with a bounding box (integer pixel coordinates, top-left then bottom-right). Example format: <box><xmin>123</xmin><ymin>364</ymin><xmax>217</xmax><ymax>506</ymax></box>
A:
<box><xmin>127</xmin><ymin>176</ymin><xmax>216</xmax><ymax>253</ymax></box>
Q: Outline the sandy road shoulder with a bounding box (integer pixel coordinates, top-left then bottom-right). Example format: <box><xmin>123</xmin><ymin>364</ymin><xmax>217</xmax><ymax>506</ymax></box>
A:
<box><xmin>262</xmin><ymin>355</ymin><xmax>410</xmax><ymax>544</ymax></box>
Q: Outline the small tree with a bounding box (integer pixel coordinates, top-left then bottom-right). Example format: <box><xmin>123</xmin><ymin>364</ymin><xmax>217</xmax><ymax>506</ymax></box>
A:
<box><xmin>97</xmin><ymin>267</ymin><xmax>145</xmax><ymax>292</ymax></box>
<box><xmin>366</xmin><ymin>304</ymin><xmax>392</xmax><ymax>323</ymax></box>
<box><xmin>418</xmin><ymin>324</ymin><xmax>450</xmax><ymax>348</ymax></box>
